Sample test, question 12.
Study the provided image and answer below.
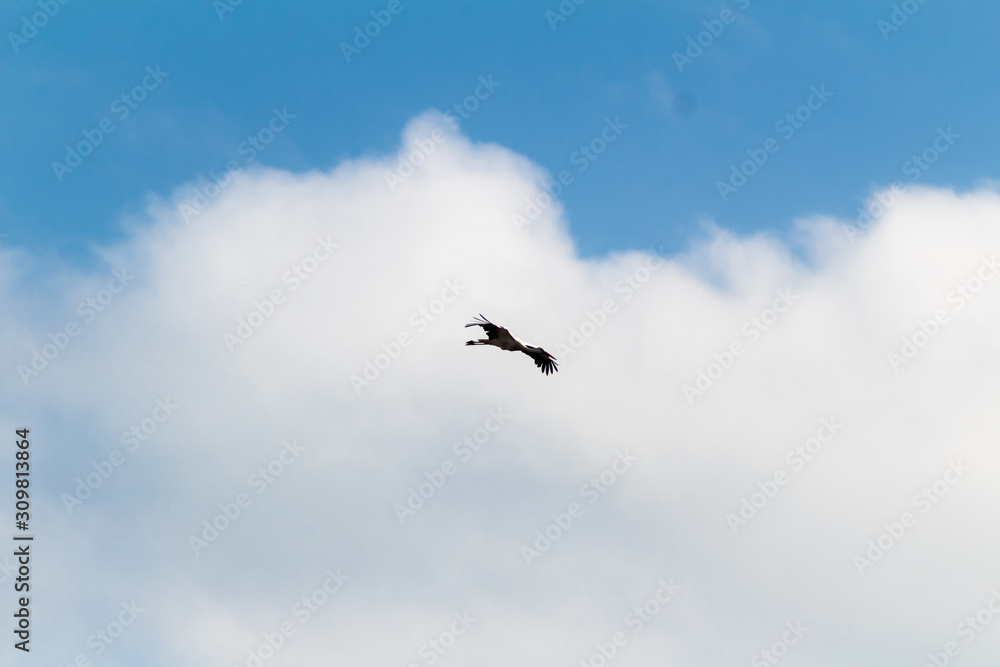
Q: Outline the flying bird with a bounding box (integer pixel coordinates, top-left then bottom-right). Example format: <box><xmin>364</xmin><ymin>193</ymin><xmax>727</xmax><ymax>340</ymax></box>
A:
<box><xmin>465</xmin><ymin>314</ymin><xmax>558</xmax><ymax>375</ymax></box>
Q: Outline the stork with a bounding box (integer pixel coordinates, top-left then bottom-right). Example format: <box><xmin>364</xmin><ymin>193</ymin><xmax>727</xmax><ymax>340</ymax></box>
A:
<box><xmin>465</xmin><ymin>314</ymin><xmax>558</xmax><ymax>375</ymax></box>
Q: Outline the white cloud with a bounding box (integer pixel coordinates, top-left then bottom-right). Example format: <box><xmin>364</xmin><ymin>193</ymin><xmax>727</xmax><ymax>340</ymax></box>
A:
<box><xmin>3</xmin><ymin>112</ymin><xmax>1000</xmax><ymax>666</ymax></box>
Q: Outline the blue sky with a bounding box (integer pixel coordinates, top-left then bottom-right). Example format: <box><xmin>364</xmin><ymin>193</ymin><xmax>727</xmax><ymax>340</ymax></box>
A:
<box><xmin>3</xmin><ymin>1</ymin><xmax>997</xmax><ymax>264</ymax></box>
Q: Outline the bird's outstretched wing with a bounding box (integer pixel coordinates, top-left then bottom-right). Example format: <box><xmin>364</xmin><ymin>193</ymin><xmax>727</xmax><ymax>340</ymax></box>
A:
<box><xmin>465</xmin><ymin>314</ymin><xmax>500</xmax><ymax>340</ymax></box>
<box><xmin>524</xmin><ymin>347</ymin><xmax>558</xmax><ymax>375</ymax></box>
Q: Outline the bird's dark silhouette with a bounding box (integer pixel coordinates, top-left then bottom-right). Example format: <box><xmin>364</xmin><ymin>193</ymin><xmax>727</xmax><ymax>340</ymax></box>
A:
<box><xmin>465</xmin><ymin>314</ymin><xmax>558</xmax><ymax>375</ymax></box>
